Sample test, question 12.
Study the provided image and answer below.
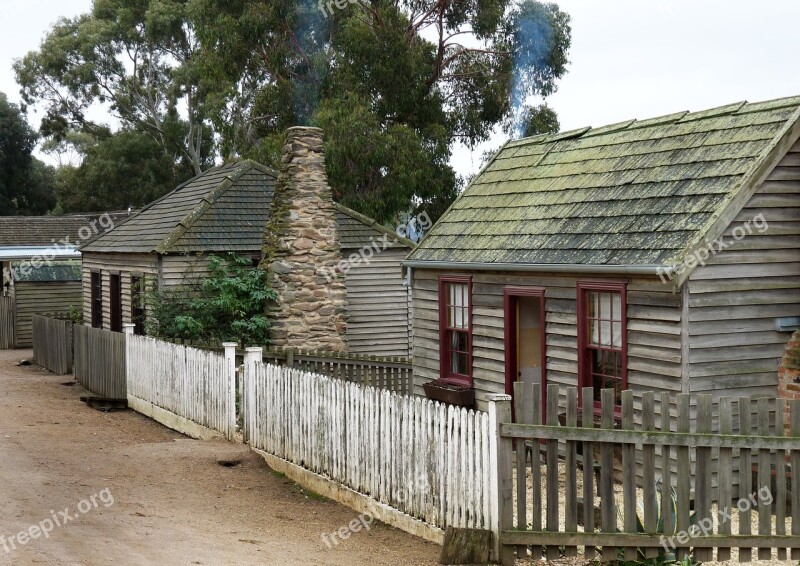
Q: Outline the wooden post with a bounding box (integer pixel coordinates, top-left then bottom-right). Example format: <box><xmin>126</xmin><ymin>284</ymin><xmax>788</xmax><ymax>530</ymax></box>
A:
<box><xmin>286</xmin><ymin>347</ymin><xmax>294</xmax><ymax>368</ymax></box>
<box><xmin>488</xmin><ymin>393</ymin><xmax>513</xmax><ymax>566</ymax></box>
<box><xmin>243</xmin><ymin>347</ymin><xmax>263</xmax><ymax>444</ymax></box>
<box><xmin>122</xmin><ymin>323</ymin><xmax>135</xmax><ymax>335</ymax></box>
<box><xmin>223</xmin><ymin>342</ymin><xmax>238</xmax><ymax>441</ymax></box>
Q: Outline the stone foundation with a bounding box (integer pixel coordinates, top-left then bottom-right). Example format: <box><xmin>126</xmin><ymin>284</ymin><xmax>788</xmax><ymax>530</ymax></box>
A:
<box><xmin>778</xmin><ymin>329</ymin><xmax>800</xmax><ymax>428</ymax></box>
<box><xmin>262</xmin><ymin>127</ymin><xmax>348</xmax><ymax>351</ymax></box>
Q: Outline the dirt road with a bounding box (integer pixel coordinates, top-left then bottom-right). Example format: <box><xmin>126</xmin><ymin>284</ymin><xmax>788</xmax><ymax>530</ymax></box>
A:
<box><xmin>0</xmin><ymin>349</ymin><xmax>439</xmax><ymax>565</ymax></box>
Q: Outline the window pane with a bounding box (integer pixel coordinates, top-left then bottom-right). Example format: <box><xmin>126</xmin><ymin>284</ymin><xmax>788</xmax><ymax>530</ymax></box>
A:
<box><xmin>588</xmin><ymin>292</ymin><xmax>598</xmax><ymax>318</ymax></box>
<box><xmin>612</xmin><ymin>322</ymin><xmax>622</xmax><ymax>348</ymax></box>
<box><xmin>590</xmin><ymin>318</ymin><xmax>599</xmax><ymax>345</ymax></box>
<box><xmin>457</xmin><ymin>353</ymin><xmax>468</xmax><ymax>375</ymax></box>
<box><xmin>601</xmin><ymin>292</ymin><xmax>611</xmax><ymax>320</ymax></box>
<box><xmin>612</xmin><ymin>293</ymin><xmax>622</xmax><ymax>321</ymax></box>
<box><xmin>600</xmin><ymin>321</ymin><xmax>611</xmax><ymax>347</ymax></box>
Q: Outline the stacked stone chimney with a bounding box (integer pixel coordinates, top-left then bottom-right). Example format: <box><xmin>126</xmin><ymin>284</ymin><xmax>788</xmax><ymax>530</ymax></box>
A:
<box><xmin>261</xmin><ymin>127</ymin><xmax>348</xmax><ymax>351</ymax></box>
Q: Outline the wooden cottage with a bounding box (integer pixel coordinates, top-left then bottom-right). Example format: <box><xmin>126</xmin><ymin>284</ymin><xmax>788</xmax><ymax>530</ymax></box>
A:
<box><xmin>405</xmin><ymin>96</ymin><xmax>800</xmax><ymax>412</ymax></box>
<box><xmin>79</xmin><ymin>160</ymin><xmax>415</xmax><ymax>356</ymax></box>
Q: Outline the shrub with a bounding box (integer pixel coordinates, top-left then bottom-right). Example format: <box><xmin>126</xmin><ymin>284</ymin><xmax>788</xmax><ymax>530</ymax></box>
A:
<box><xmin>147</xmin><ymin>253</ymin><xmax>275</xmax><ymax>346</ymax></box>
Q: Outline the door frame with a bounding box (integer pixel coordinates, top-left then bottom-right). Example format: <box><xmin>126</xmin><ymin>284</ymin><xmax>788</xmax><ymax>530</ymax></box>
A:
<box><xmin>503</xmin><ymin>287</ymin><xmax>547</xmax><ymax>417</ymax></box>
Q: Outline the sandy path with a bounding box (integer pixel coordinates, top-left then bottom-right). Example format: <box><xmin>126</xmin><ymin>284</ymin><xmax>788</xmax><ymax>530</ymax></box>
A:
<box><xmin>0</xmin><ymin>349</ymin><xmax>439</xmax><ymax>565</ymax></box>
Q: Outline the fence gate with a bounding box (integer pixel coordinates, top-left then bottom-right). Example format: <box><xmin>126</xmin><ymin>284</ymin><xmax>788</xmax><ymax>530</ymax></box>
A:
<box><xmin>0</xmin><ymin>296</ymin><xmax>16</xmax><ymax>349</ymax></box>
<box><xmin>492</xmin><ymin>384</ymin><xmax>800</xmax><ymax>565</ymax></box>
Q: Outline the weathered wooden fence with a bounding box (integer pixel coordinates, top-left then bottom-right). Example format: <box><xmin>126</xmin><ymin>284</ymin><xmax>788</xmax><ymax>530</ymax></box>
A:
<box><xmin>0</xmin><ymin>296</ymin><xmax>16</xmax><ymax>349</ymax></box>
<box><xmin>242</xmin><ymin>350</ymin><xmax>493</xmax><ymax>534</ymax></box>
<box><xmin>492</xmin><ymin>383</ymin><xmax>800</xmax><ymax>565</ymax></box>
<box><xmin>32</xmin><ymin>314</ymin><xmax>73</xmax><ymax>374</ymax></box>
<box><xmin>260</xmin><ymin>347</ymin><xmax>413</xmax><ymax>395</ymax></box>
<box><xmin>73</xmin><ymin>325</ymin><xmax>126</xmax><ymax>399</ymax></box>
<box><xmin>127</xmin><ymin>334</ymin><xmax>236</xmax><ymax>440</ymax></box>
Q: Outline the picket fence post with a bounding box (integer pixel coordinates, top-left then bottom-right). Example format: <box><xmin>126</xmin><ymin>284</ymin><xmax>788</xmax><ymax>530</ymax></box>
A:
<box><xmin>223</xmin><ymin>342</ymin><xmax>238</xmax><ymax>441</ymax></box>
<box><xmin>122</xmin><ymin>324</ymin><xmax>134</xmax><ymax>397</ymax></box>
<box><xmin>488</xmin><ymin>393</ymin><xmax>513</xmax><ymax>566</ymax></box>
<box><xmin>243</xmin><ymin>347</ymin><xmax>262</xmax><ymax>444</ymax></box>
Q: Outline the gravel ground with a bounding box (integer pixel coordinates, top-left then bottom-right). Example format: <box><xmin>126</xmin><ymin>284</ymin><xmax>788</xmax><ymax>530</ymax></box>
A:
<box><xmin>0</xmin><ymin>349</ymin><xmax>439</xmax><ymax>565</ymax></box>
<box><xmin>512</xmin><ymin>459</ymin><xmax>795</xmax><ymax>565</ymax></box>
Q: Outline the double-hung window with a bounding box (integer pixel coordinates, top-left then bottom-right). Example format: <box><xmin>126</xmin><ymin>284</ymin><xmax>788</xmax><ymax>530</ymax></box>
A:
<box><xmin>577</xmin><ymin>281</ymin><xmax>627</xmax><ymax>408</ymax></box>
<box><xmin>438</xmin><ymin>276</ymin><xmax>472</xmax><ymax>385</ymax></box>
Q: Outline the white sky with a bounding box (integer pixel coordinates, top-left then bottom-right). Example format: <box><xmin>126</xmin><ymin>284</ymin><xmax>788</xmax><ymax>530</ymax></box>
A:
<box><xmin>3</xmin><ymin>0</ymin><xmax>800</xmax><ymax>177</ymax></box>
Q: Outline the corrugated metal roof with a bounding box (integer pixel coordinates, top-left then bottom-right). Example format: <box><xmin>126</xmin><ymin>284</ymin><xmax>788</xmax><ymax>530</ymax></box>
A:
<box><xmin>80</xmin><ymin>160</ymin><xmax>413</xmax><ymax>254</ymax></box>
<box><xmin>408</xmin><ymin>95</ymin><xmax>800</xmax><ymax>267</ymax></box>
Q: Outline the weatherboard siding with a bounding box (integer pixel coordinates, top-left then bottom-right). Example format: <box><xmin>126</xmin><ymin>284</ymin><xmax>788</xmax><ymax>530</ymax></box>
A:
<box><xmin>686</xmin><ymin>141</ymin><xmax>800</xmax><ymax>398</ymax></box>
<box><xmin>344</xmin><ymin>248</ymin><xmax>411</xmax><ymax>357</ymax></box>
<box><xmin>81</xmin><ymin>253</ymin><xmax>159</xmax><ymax>329</ymax></box>
<box><xmin>15</xmin><ymin>281</ymin><xmax>82</xmax><ymax>347</ymax></box>
<box><xmin>160</xmin><ymin>254</ymin><xmax>215</xmax><ymax>288</ymax></box>
<box><xmin>412</xmin><ymin>270</ymin><xmax>683</xmax><ymax>410</ymax></box>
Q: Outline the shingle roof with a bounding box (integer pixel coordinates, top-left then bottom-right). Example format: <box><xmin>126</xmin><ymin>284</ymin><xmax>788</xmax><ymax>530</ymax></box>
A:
<box><xmin>408</xmin><ymin>96</ymin><xmax>800</xmax><ymax>267</ymax></box>
<box><xmin>0</xmin><ymin>213</ymin><xmax>129</xmax><ymax>247</ymax></box>
<box><xmin>80</xmin><ymin>160</ymin><xmax>413</xmax><ymax>254</ymax></box>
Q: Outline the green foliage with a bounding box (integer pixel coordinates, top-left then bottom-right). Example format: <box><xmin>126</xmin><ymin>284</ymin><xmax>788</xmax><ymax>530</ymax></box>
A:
<box><xmin>17</xmin><ymin>0</ymin><xmax>572</xmax><ymax>223</ymax></box>
<box><xmin>147</xmin><ymin>253</ymin><xmax>276</xmax><ymax>345</ymax></box>
<box><xmin>200</xmin><ymin>0</ymin><xmax>571</xmax><ymax>223</ymax></box>
<box><xmin>522</xmin><ymin>103</ymin><xmax>560</xmax><ymax>138</ymax></box>
<box><xmin>0</xmin><ymin>93</ymin><xmax>57</xmax><ymax>214</ymax></box>
<box><xmin>14</xmin><ymin>0</ymin><xmax>215</xmax><ymax>175</ymax></box>
<box><xmin>611</xmin><ymin>478</ymin><xmax>699</xmax><ymax>565</ymax></box>
<box><xmin>66</xmin><ymin>305</ymin><xmax>84</xmax><ymax>325</ymax></box>
<box><xmin>19</xmin><ymin>0</ymin><xmax>572</xmax><ymax>224</ymax></box>
<box><xmin>54</xmin><ymin>129</ymin><xmax>193</xmax><ymax>212</ymax></box>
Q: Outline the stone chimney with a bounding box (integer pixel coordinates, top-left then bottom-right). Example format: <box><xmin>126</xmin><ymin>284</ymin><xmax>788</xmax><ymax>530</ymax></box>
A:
<box><xmin>261</xmin><ymin>127</ymin><xmax>348</xmax><ymax>351</ymax></box>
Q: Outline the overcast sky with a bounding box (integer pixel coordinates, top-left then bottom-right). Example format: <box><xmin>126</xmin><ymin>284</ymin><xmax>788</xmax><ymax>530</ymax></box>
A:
<box><xmin>3</xmin><ymin>0</ymin><xmax>800</xmax><ymax>177</ymax></box>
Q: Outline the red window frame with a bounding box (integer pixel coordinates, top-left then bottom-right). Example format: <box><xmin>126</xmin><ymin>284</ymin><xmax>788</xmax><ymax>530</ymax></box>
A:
<box><xmin>438</xmin><ymin>275</ymin><xmax>473</xmax><ymax>386</ymax></box>
<box><xmin>577</xmin><ymin>281</ymin><xmax>627</xmax><ymax>412</ymax></box>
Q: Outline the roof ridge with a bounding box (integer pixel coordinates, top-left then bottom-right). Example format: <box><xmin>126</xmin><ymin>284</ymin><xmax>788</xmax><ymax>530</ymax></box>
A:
<box><xmin>507</xmin><ymin>94</ymin><xmax>800</xmax><ymax>149</ymax></box>
<box><xmin>155</xmin><ymin>162</ymin><xmax>255</xmax><ymax>254</ymax></box>
<box><xmin>334</xmin><ymin>203</ymin><xmax>416</xmax><ymax>248</ymax></box>
<box><xmin>236</xmin><ymin>159</ymin><xmax>279</xmax><ymax>178</ymax></box>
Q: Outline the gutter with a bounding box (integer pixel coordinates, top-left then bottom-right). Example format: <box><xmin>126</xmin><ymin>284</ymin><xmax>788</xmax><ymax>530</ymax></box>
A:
<box><xmin>401</xmin><ymin>260</ymin><xmax>674</xmax><ymax>277</ymax></box>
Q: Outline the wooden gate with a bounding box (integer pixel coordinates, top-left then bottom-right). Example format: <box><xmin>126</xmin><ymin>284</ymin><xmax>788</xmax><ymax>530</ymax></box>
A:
<box><xmin>73</xmin><ymin>325</ymin><xmax>126</xmax><ymax>399</ymax></box>
<box><xmin>0</xmin><ymin>296</ymin><xmax>16</xmax><ymax>349</ymax></box>
<box><xmin>491</xmin><ymin>384</ymin><xmax>800</xmax><ymax>564</ymax></box>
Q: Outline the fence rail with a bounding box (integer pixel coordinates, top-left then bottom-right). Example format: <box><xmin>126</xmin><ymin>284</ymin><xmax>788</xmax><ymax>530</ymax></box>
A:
<box><xmin>493</xmin><ymin>383</ymin><xmax>800</xmax><ymax>565</ymax></box>
<box><xmin>73</xmin><ymin>325</ymin><xmax>126</xmax><ymax>399</ymax></box>
<box><xmin>32</xmin><ymin>315</ymin><xmax>73</xmax><ymax>374</ymax></box>
<box><xmin>243</xmin><ymin>353</ymin><xmax>492</xmax><ymax>533</ymax></box>
<box><xmin>127</xmin><ymin>334</ymin><xmax>235</xmax><ymax>440</ymax></box>
<box><xmin>259</xmin><ymin>347</ymin><xmax>413</xmax><ymax>395</ymax></box>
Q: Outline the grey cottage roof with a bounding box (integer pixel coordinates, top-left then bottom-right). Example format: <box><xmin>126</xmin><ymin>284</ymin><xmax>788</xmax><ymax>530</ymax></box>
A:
<box><xmin>407</xmin><ymin>95</ymin><xmax>800</xmax><ymax>272</ymax></box>
<box><xmin>80</xmin><ymin>160</ymin><xmax>414</xmax><ymax>254</ymax></box>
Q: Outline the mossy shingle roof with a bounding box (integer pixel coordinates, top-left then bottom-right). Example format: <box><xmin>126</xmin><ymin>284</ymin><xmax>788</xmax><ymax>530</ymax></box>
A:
<box><xmin>0</xmin><ymin>212</ymin><xmax>129</xmax><ymax>247</ymax></box>
<box><xmin>81</xmin><ymin>160</ymin><xmax>413</xmax><ymax>254</ymax></box>
<box><xmin>408</xmin><ymin>96</ymin><xmax>800</xmax><ymax>266</ymax></box>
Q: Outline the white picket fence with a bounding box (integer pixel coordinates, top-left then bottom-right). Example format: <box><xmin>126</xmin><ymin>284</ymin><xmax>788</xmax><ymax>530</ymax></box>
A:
<box><xmin>242</xmin><ymin>354</ymin><xmax>494</xmax><ymax>532</ymax></box>
<box><xmin>126</xmin><ymin>333</ymin><xmax>236</xmax><ymax>440</ymax></box>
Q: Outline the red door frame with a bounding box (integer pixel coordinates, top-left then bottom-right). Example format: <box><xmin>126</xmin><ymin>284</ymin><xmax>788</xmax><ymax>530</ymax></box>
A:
<box><xmin>503</xmin><ymin>287</ymin><xmax>547</xmax><ymax>419</ymax></box>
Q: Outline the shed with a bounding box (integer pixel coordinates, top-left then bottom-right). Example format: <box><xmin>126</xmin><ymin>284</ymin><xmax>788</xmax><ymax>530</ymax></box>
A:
<box><xmin>0</xmin><ymin>214</ymin><xmax>121</xmax><ymax>348</ymax></box>
<box><xmin>79</xmin><ymin>160</ymin><xmax>415</xmax><ymax>356</ymax></box>
<box><xmin>405</xmin><ymin>96</ymin><xmax>800</xmax><ymax>412</ymax></box>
